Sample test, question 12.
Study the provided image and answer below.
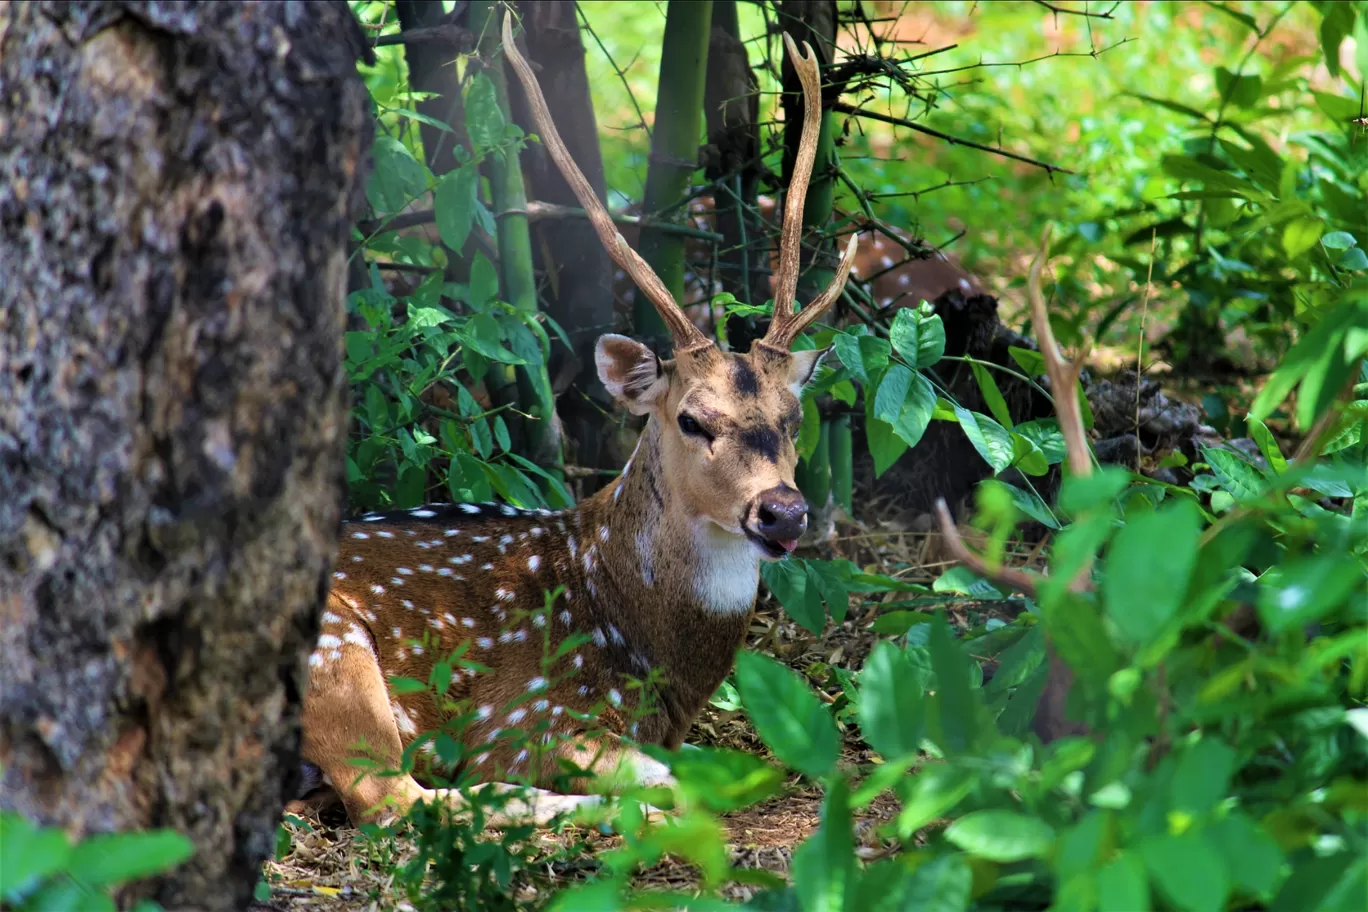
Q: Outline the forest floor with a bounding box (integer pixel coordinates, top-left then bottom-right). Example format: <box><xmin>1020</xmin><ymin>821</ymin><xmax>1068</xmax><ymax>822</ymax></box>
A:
<box><xmin>252</xmin><ymin>508</ymin><xmax>1024</xmax><ymax>911</ymax></box>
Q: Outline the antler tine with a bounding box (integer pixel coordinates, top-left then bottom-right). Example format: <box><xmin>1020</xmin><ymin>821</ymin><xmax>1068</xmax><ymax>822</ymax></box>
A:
<box><xmin>500</xmin><ymin>12</ymin><xmax>710</xmax><ymax>352</ymax></box>
<box><xmin>761</xmin><ymin>33</ymin><xmax>852</xmax><ymax>351</ymax></box>
<box><xmin>769</xmin><ymin>34</ymin><xmax>822</xmax><ymax>330</ymax></box>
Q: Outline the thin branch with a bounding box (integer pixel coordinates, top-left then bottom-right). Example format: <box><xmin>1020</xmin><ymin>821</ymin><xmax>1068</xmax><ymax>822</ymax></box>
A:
<box><xmin>832</xmin><ymin>101</ymin><xmax>1075</xmax><ymax>175</ymax></box>
<box><xmin>356</xmin><ymin>201</ymin><xmax>725</xmax><ymax>244</ymax></box>
<box><xmin>914</xmin><ymin>36</ymin><xmax>1136</xmax><ymax>78</ymax></box>
<box><xmin>1032</xmin><ymin>0</ymin><xmax>1121</xmax><ymax>19</ymax></box>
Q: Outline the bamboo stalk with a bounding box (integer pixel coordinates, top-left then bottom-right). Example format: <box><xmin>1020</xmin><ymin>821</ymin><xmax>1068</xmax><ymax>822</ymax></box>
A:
<box><xmin>635</xmin><ymin>0</ymin><xmax>714</xmax><ymax>338</ymax></box>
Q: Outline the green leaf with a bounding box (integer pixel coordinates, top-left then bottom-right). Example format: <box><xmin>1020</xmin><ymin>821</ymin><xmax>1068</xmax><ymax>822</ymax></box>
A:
<box><xmin>865</xmin><ymin>417</ymin><xmax>910</xmax><ymax>478</ymax></box>
<box><xmin>463</xmin><ymin>313</ymin><xmax>525</xmax><ymax>364</ymax></box>
<box><xmin>901</xmin><ymin>854</ymin><xmax>972</xmax><ymax>912</ymax></box>
<box><xmin>1010</xmin><ymin>433</ymin><xmax>1049</xmax><ymax>476</ymax></box>
<box><xmin>1283</xmin><ymin>217</ymin><xmax>1325</xmax><ymax>259</ymax></box>
<box><xmin>366</xmin><ymin>135</ymin><xmax>428</xmax><ymax>214</ymax></box>
<box><xmin>1248</xmin><ymin>419</ymin><xmax>1288</xmax><ymax>473</ymax></box>
<box><xmin>762</xmin><ymin>559</ymin><xmax>825</xmax><ymax>635</ymax></box>
<box><xmin>954</xmin><ymin>405</ymin><xmax>1014</xmax><ymax>473</ymax></box>
<box><xmin>806</xmin><ymin>560</ymin><xmax>850</xmax><ymax>624</ymax></box>
<box><xmin>67</xmin><ymin>830</ymin><xmax>195</xmax><ymax>888</ymax></box>
<box><xmin>1169</xmin><ymin>738</ymin><xmax>1236</xmax><ymax>817</ymax></box>
<box><xmin>1015</xmin><ymin>418</ymin><xmax>1067</xmax><ymax>465</ymax></box>
<box><xmin>857</xmin><ymin>641</ymin><xmax>928</xmax><ymax>761</ymax></box>
<box><xmin>927</xmin><ymin>612</ymin><xmax>981</xmax><ymax>753</ymax></box>
<box><xmin>1202</xmin><ymin>446</ymin><xmax>1267</xmax><ymax>502</ymax></box>
<box><xmin>1097</xmin><ymin>852</ymin><xmax>1151</xmax><ymax>912</ymax></box>
<box><xmin>1059</xmin><ymin>466</ymin><xmax>1131</xmax><ymax>515</ymax></box>
<box><xmin>1208</xmin><ymin>812</ymin><xmax>1284</xmax><ymax>899</ymax></box>
<box><xmin>1141</xmin><ymin>832</ymin><xmax>1230</xmax><ymax>912</ymax></box>
<box><xmin>465</xmin><ymin>72</ymin><xmax>506</xmax><ymax>152</ymax></box>
<box><xmin>873</xmin><ymin>364</ymin><xmax>913</xmax><ymax>427</ymax></box>
<box><xmin>1256</xmin><ymin>554</ymin><xmax>1366</xmax><ymax>635</ymax></box>
<box><xmin>889</xmin><ymin>308</ymin><xmax>946</xmax><ymax>369</ymax></box>
<box><xmin>945</xmin><ymin>810</ymin><xmax>1056</xmax><ymax>862</ymax></box>
<box><xmin>1340</xmin><ymin>247</ymin><xmax>1368</xmax><ymax>271</ymax></box>
<box><xmin>1319</xmin><ymin>1</ymin><xmax>1356</xmax><ymax>78</ymax></box>
<box><xmin>796</xmin><ymin>397</ymin><xmax>821</xmax><ymax>462</ymax></box>
<box><xmin>434</xmin><ymin>165</ymin><xmax>478</xmax><ymax>253</ymax></box>
<box><xmin>0</xmin><ymin>814</ymin><xmax>70</xmax><ymax>901</ymax></box>
<box><xmin>832</xmin><ymin>333</ymin><xmax>868</xmax><ymax>383</ymax></box>
<box><xmin>970</xmin><ymin>361</ymin><xmax>1014</xmax><ymax>428</ymax></box>
<box><xmin>469</xmin><ymin>253</ymin><xmax>500</xmax><ymax>308</ymax></box>
<box><xmin>792</xmin><ymin>780</ymin><xmax>854</xmax><ymax>912</ymax></box>
<box><xmin>984</xmin><ymin>624</ymin><xmax>1046</xmax><ymax>695</ymax></box>
<box><xmin>1103</xmin><ymin>498</ymin><xmax>1201</xmax><ymax>648</ymax></box>
<box><xmin>1321</xmin><ymin>231</ymin><xmax>1358</xmax><ymax>250</ymax></box>
<box><xmin>1214</xmin><ymin>66</ymin><xmax>1262</xmax><ymax>108</ymax></box>
<box><xmin>897</xmin><ymin>765</ymin><xmax>975</xmax><ymax>837</ymax></box>
<box><xmin>735</xmin><ymin>652</ymin><xmax>840</xmax><ymax>780</ymax></box>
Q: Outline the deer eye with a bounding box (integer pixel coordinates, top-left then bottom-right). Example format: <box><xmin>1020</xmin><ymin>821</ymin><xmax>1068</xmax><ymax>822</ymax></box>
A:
<box><xmin>677</xmin><ymin>413</ymin><xmax>713</xmax><ymax>441</ymax></box>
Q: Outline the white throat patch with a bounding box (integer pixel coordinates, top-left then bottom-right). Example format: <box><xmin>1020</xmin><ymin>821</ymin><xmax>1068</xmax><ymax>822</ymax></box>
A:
<box><xmin>691</xmin><ymin>522</ymin><xmax>760</xmax><ymax>615</ymax></box>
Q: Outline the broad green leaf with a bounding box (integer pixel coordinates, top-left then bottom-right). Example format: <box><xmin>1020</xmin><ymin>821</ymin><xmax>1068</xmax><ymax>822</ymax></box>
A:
<box><xmin>1255</xmin><ymin>554</ymin><xmax>1366</xmax><ymax>635</ymax></box>
<box><xmin>1059</xmin><ymin>466</ymin><xmax>1131</xmax><ymax>515</ymax></box>
<box><xmin>806</xmin><ymin>560</ymin><xmax>850</xmax><ymax>624</ymax></box>
<box><xmin>927</xmin><ymin>612</ymin><xmax>981</xmax><ymax>753</ymax></box>
<box><xmin>832</xmin><ymin>333</ymin><xmax>868</xmax><ymax>383</ymax></box>
<box><xmin>465</xmin><ymin>72</ymin><xmax>506</xmax><ymax>151</ymax></box>
<box><xmin>945</xmin><ymin>810</ymin><xmax>1056</xmax><ymax>862</ymax></box>
<box><xmin>889</xmin><ymin>308</ymin><xmax>946</xmax><ymax>369</ymax></box>
<box><xmin>664</xmin><ymin>746</ymin><xmax>784</xmax><ymax>813</ymax></box>
<box><xmin>897</xmin><ymin>765</ymin><xmax>975</xmax><ymax>837</ymax></box>
<box><xmin>900</xmin><ymin>854</ymin><xmax>972</xmax><ymax>912</ymax></box>
<box><xmin>1321</xmin><ymin>231</ymin><xmax>1358</xmax><ymax>250</ymax></box>
<box><xmin>1282</xmin><ymin>217</ymin><xmax>1324</xmax><ymax>259</ymax></box>
<box><xmin>1097</xmin><ymin>852</ymin><xmax>1150</xmax><ymax>912</ymax></box>
<box><xmin>469</xmin><ymin>253</ymin><xmax>500</xmax><ymax>308</ymax></box>
<box><xmin>366</xmin><ymin>135</ymin><xmax>428</xmax><ymax>214</ymax></box>
<box><xmin>866</xmin><ymin>416</ymin><xmax>910</xmax><ymax>478</ymax></box>
<box><xmin>463</xmin><ymin>313</ymin><xmax>525</xmax><ymax>364</ymax></box>
<box><xmin>1141</xmin><ymin>832</ymin><xmax>1230</xmax><ymax>912</ymax></box>
<box><xmin>892</xmin><ymin>371</ymin><xmax>938</xmax><ymax>448</ymax></box>
<box><xmin>1214</xmin><ymin>66</ymin><xmax>1262</xmax><ymax>108</ymax></box>
<box><xmin>1271</xmin><ymin>851</ymin><xmax>1366</xmax><ymax>912</ymax></box>
<box><xmin>792</xmin><ymin>780</ymin><xmax>854</xmax><ymax>912</ymax></box>
<box><xmin>1339</xmin><ymin>247</ymin><xmax>1368</xmax><ymax>270</ymax></box>
<box><xmin>933</xmin><ymin>566</ymin><xmax>1004</xmax><ymax>600</ymax></box>
<box><xmin>1208</xmin><ymin>812</ymin><xmax>1285</xmax><ymax>899</ymax></box>
<box><xmin>1202</xmin><ymin>446</ymin><xmax>1267</xmax><ymax>502</ymax></box>
<box><xmin>851</xmin><ymin>860</ymin><xmax>917</xmax><ymax>912</ymax></box>
<box><xmin>1249</xmin><ymin>299</ymin><xmax>1355</xmax><ymax>423</ymax></box>
<box><xmin>1319</xmin><ymin>0</ymin><xmax>1356</xmax><ymax>78</ymax></box>
<box><xmin>1248</xmin><ymin>419</ymin><xmax>1288</xmax><ymax>473</ymax></box>
<box><xmin>434</xmin><ymin>165</ymin><xmax>478</xmax><ymax>253</ymax></box>
<box><xmin>67</xmin><ymin>830</ymin><xmax>195</xmax><ymax>888</ymax></box>
<box><xmin>1015</xmin><ymin>418</ymin><xmax>1067</xmax><ymax>465</ymax></box>
<box><xmin>857</xmin><ymin>641</ymin><xmax>928</xmax><ymax>761</ymax></box>
<box><xmin>0</xmin><ymin>814</ymin><xmax>70</xmax><ymax>901</ymax></box>
<box><xmin>735</xmin><ymin>652</ymin><xmax>840</xmax><ymax>780</ymax></box>
<box><xmin>873</xmin><ymin>365</ymin><xmax>913</xmax><ymax>427</ymax></box>
<box><xmin>1010</xmin><ymin>433</ymin><xmax>1049</xmax><ymax>476</ymax></box>
<box><xmin>1169</xmin><ymin>738</ymin><xmax>1236</xmax><ymax>817</ymax></box>
<box><xmin>1008</xmin><ymin>345</ymin><xmax>1046</xmax><ymax>376</ymax></box>
<box><xmin>762</xmin><ymin>559</ymin><xmax>824</xmax><ymax>634</ymax></box>
<box><xmin>1103</xmin><ymin>498</ymin><xmax>1201</xmax><ymax>647</ymax></box>
<box><xmin>984</xmin><ymin>625</ymin><xmax>1046</xmax><ymax>695</ymax></box>
<box><xmin>954</xmin><ymin>405</ymin><xmax>1014</xmax><ymax>473</ymax></box>
<box><xmin>796</xmin><ymin>397</ymin><xmax>821</xmax><ymax>462</ymax></box>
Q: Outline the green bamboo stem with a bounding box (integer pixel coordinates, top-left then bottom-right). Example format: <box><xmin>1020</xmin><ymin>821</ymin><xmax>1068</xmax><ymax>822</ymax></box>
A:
<box><xmin>830</xmin><ymin>414</ymin><xmax>853</xmax><ymax>514</ymax></box>
<box><xmin>635</xmin><ymin>0</ymin><xmax>713</xmax><ymax>338</ymax></box>
<box><xmin>474</xmin><ymin>0</ymin><xmax>561</xmax><ymax>478</ymax></box>
<box><xmin>796</xmin><ymin>418</ymin><xmax>832</xmax><ymax>512</ymax></box>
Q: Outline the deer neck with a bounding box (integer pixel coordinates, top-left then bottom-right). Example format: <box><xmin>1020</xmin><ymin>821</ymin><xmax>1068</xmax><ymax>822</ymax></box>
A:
<box><xmin>575</xmin><ymin>418</ymin><xmax>757</xmax><ymax>732</ymax></box>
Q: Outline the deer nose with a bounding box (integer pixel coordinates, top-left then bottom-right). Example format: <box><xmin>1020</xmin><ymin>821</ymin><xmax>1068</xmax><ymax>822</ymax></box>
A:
<box><xmin>753</xmin><ymin>485</ymin><xmax>809</xmax><ymax>543</ymax></box>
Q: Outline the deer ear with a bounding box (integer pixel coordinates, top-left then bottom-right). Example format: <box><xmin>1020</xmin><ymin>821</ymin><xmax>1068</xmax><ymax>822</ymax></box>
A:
<box><xmin>787</xmin><ymin>345</ymin><xmax>832</xmax><ymax>396</ymax></box>
<box><xmin>596</xmin><ymin>334</ymin><xmax>668</xmax><ymax>415</ymax></box>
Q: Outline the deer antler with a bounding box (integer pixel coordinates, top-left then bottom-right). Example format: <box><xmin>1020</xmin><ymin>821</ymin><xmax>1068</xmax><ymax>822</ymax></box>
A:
<box><xmin>501</xmin><ymin>12</ymin><xmax>711</xmax><ymax>353</ymax></box>
<box><xmin>760</xmin><ymin>34</ymin><xmax>859</xmax><ymax>353</ymax></box>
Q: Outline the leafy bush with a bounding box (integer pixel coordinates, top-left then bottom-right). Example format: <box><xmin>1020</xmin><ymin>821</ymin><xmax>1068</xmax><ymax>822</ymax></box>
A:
<box><xmin>0</xmin><ymin>812</ymin><xmax>193</xmax><ymax>912</ymax></box>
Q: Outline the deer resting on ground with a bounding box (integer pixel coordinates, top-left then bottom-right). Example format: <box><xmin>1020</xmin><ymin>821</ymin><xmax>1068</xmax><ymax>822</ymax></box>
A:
<box><xmin>290</xmin><ymin>13</ymin><xmax>857</xmax><ymax>829</ymax></box>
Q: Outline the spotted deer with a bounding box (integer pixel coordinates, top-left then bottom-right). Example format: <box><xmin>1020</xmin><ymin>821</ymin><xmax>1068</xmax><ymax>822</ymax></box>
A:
<box><xmin>290</xmin><ymin>14</ymin><xmax>856</xmax><ymax>830</ymax></box>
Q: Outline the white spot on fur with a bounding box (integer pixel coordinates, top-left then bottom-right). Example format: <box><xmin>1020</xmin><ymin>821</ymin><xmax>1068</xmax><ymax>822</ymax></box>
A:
<box><xmin>460</xmin><ymin>504</ymin><xmax>481</xmax><ymax>514</ymax></box>
<box><xmin>392</xmin><ymin>702</ymin><xmax>417</xmax><ymax>735</ymax></box>
<box><xmin>351</xmin><ymin>532</ymin><xmax>369</xmax><ymax>540</ymax></box>
<box><xmin>528</xmin><ymin>555</ymin><xmax>541</xmax><ymax>572</ymax></box>
<box><xmin>568</xmin><ymin>536</ymin><xmax>578</xmax><ymax>559</ymax></box>
<box><xmin>477</xmin><ymin>704</ymin><xmax>493</xmax><ymax>719</ymax></box>
<box><xmin>881</xmin><ymin>255</ymin><xmax>894</xmax><ymax>269</ymax></box>
<box><xmin>507</xmin><ymin>708</ymin><xmax>527</xmax><ymax>724</ymax></box>
<box><xmin>472</xmin><ymin>535</ymin><xmax>489</xmax><ymax>543</ymax></box>
<box><xmin>371</xmin><ymin>584</ymin><xmax>385</xmax><ymax>595</ymax></box>
<box><xmin>343</xmin><ymin>628</ymin><xmax>372</xmax><ymax>653</ymax></box>
<box><xmin>598</xmin><ymin>526</ymin><xmax>609</xmax><ymax>543</ymax></box>
<box><xmin>592</xmin><ymin>628</ymin><xmax>607</xmax><ymax>647</ymax></box>
<box><xmin>352</xmin><ymin>554</ymin><xmax>363</xmax><ymax>562</ymax></box>
<box><xmin>899</xmin><ymin>273</ymin><xmax>911</xmax><ymax>287</ymax></box>
<box><xmin>437</xmin><ymin>568</ymin><xmax>454</xmax><ymax>577</ymax></box>
<box><xmin>529</xmin><ymin>676</ymin><xmax>548</xmax><ymax>691</ymax></box>
<box><xmin>534</xmin><ymin>699</ymin><xmax>550</xmax><ymax>712</ymax></box>
<box><xmin>477</xmin><ymin>637</ymin><xmax>493</xmax><ymax>649</ymax></box>
<box><xmin>377</xmin><ymin>531</ymin><xmax>394</xmax><ymax>539</ymax></box>
<box><xmin>501</xmin><ymin>505</ymin><xmax>517</xmax><ymax>516</ymax></box>
<box><xmin>533</xmin><ymin>613</ymin><xmax>547</xmax><ymax>628</ymax></box>
<box><xmin>401</xmin><ymin>600</ymin><xmax>415</xmax><ymax>610</ymax></box>
<box><xmin>317</xmin><ymin>634</ymin><xmax>342</xmax><ymax>649</ymax></box>
<box><xmin>333</xmin><ymin>571</ymin><xmax>346</xmax><ymax>581</ymax></box>
<box><xmin>397</xmin><ymin>567</ymin><xmax>413</xmax><ymax>575</ymax></box>
<box><xmin>559</xmin><ymin>609</ymin><xmax>573</xmax><ymax>626</ymax></box>
<box><xmin>482</xmin><ymin>563</ymin><xmax>494</xmax><ymax>571</ymax></box>
<box><xmin>308</xmin><ymin>652</ymin><xmax>325</xmax><ymax>668</ymax></box>
<box><xmin>608</xmin><ymin>689</ymin><xmax>622</xmax><ymax>706</ymax></box>
<box><xmin>450</xmin><ymin>554</ymin><xmax>472</xmax><ymax>565</ymax></box>
<box><xmin>419</xmin><ymin>564</ymin><xmax>434</xmax><ymax>573</ymax></box>
<box><xmin>573</xmin><ymin>654</ymin><xmax>584</xmax><ymax>669</ymax></box>
<box><xmin>496</xmin><ymin>588</ymin><xmax>515</xmax><ymax>601</ymax></box>
<box><xmin>392</xmin><ymin>626</ymin><xmax>402</xmax><ymax>638</ymax></box>
<box><xmin>390</xmin><ymin>577</ymin><xmax>405</xmax><ymax>586</ymax></box>
<box><xmin>608</xmin><ymin>625</ymin><xmax>625</xmax><ymax>645</ymax></box>
<box><xmin>323</xmin><ymin>611</ymin><xmax>342</xmax><ymax>624</ymax></box>
<box><xmin>462</xmin><ymin>617</ymin><xmax>476</xmax><ymax>628</ymax></box>
<box><xmin>411</xmin><ymin>509</ymin><xmax>436</xmax><ymax>518</ymax></box>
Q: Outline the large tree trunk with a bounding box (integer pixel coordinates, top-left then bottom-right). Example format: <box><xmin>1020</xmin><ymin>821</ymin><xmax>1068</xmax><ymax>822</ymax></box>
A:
<box><xmin>506</xmin><ymin>0</ymin><xmax>618</xmax><ymax>489</ymax></box>
<box><xmin>0</xmin><ymin>3</ymin><xmax>372</xmax><ymax>909</ymax></box>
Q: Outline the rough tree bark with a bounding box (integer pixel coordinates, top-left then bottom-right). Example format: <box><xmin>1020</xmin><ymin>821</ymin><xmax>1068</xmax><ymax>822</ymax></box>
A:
<box><xmin>0</xmin><ymin>2</ymin><xmax>372</xmax><ymax>909</ymax></box>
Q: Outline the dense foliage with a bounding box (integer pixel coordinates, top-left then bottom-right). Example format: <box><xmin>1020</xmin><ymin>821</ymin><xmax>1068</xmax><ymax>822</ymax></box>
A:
<box><xmin>287</xmin><ymin>2</ymin><xmax>1368</xmax><ymax>911</ymax></box>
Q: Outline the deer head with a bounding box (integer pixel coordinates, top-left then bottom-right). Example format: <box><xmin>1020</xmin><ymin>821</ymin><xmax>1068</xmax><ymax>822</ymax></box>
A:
<box><xmin>504</xmin><ymin>15</ymin><xmax>856</xmax><ymax>560</ymax></box>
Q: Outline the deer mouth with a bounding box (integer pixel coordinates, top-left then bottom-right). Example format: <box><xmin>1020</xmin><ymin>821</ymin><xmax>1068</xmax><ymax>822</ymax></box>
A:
<box><xmin>744</xmin><ymin>526</ymin><xmax>799</xmax><ymax>560</ymax></box>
